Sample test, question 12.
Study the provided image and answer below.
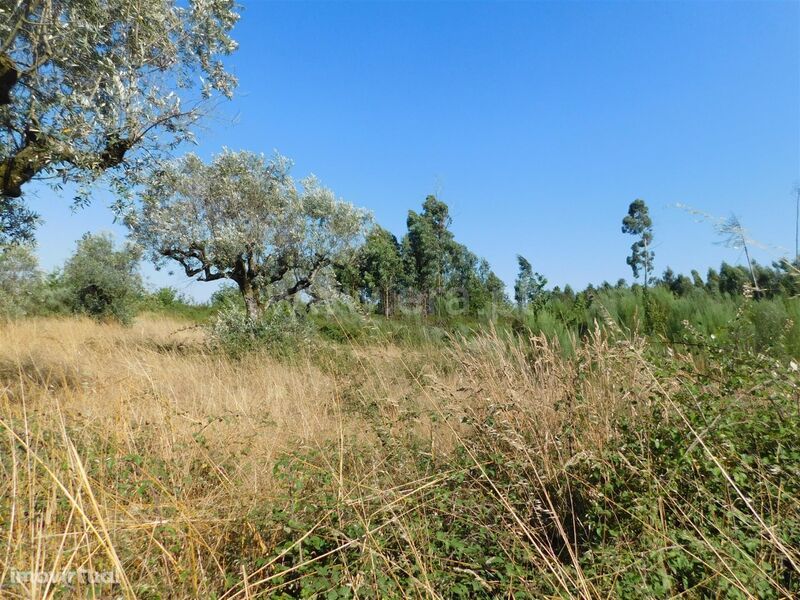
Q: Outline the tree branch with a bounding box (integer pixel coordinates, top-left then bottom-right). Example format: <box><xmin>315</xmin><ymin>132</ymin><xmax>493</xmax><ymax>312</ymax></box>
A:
<box><xmin>271</xmin><ymin>254</ymin><xmax>329</xmax><ymax>302</ymax></box>
<box><xmin>162</xmin><ymin>245</ymin><xmax>227</xmax><ymax>282</ymax></box>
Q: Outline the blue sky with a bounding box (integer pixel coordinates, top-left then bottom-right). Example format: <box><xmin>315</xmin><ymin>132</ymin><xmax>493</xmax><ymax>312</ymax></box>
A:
<box><xmin>29</xmin><ymin>0</ymin><xmax>800</xmax><ymax>301</ymax></box>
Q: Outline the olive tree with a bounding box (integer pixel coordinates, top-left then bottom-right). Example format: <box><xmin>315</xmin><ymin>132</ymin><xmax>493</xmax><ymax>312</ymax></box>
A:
<box><xmin>0</xmin><ymin>243</ymin><xmax>40</xmax><ymax>316</ymax></box>
<box><xmin>0</xmin><ymin>0</ymin><xmax>240</xmax><ymax>242</ymax></box>
<box><xmin>128</xmin><ymin>150</ymin><xmax>371</xmax><ymax>319</ymax></box>
<box><xmin>62</xmin><ymin>232</ymin><xmax>143</xmax><ymax>324</ymax></box>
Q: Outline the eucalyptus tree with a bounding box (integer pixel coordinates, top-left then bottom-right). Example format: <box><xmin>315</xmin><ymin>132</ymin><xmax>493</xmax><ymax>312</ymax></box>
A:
<box><xmin>0</xmin><ymin>0</ymin><xmax>240</xmax><ymax>242</ymax></box>
<box><xmin>514</xmin><ymin>255</ymin><xmax>548</xmax><ymax>312</ymax></box>
<box><xmin>128</xmin><ymin>150</ymin><xmax>371</xmax><ymax>319</ymax></box>
<box><xmin>622</xmin><ymin>199</ymin><xmax>655</xmax><ymax>288</ymax></box>
<box><xmin>469</xmin><ymin>257</ymin><xmax>507</xmax><ymax>316</ymax></box>
<box><xmin>359</xmin><ymin>225</ymin><xmax>404</xmax><ymax>317</ymax></box>
<box><xmin>402</xmin><ymin>195</ymin><xmax>454</xmax><ymax>311</ymax></box>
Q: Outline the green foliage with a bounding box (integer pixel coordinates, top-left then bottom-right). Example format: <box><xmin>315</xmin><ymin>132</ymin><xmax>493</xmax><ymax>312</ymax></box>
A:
<box><xmin>0</xmin><ymin>244</ymin><xmax>42</xmax><ymax>317</ymax></box>
<box><xmin>359</xmin><ymin>225</ymin><xmax>404</xmax><ymax>316</ymax></box>
<box><xmin>512</xmin><ymin>283</ymin><xmax>800</xmax><ymax>359</ymax></box>
<box><xmin>569</xmin><ymin>333</ymin><xmax>800</xmax><ymax>597</ymax></box>
<box><xmin>129</xmin><ymin>149</ymin><xmax>371</xmax><ymax>319</ymax></box>
<box><xmin>310</xmin><ymin>303</ymin><xmax>369</xmax><ymax>343</ymax></box>
<box><xmin>208</xmin><ymin>301</ymin><xmax>312</xmax><ymax>360</ymax></box>
<box><xmin>139</xmin><ymin>287</ymin><xmax>214</xmax><ymax>322</ymax></box>
<box><xmin>622</xmin><ymin>198</ymin><xmax>655</xmax><ymax>286</ymax></box>
<box><xmin>514</xmin><ymin>255</ymin><xmax>548</xmax><ymax>312</ymax></box>
<box><xmin>235</xmin><ymin>323</ymin><xmax>800</xmax><ymax>598</ymax></box>
<box><xmin>62</xmin><ymin>233</ymin><xmax>142</xmax><ymax>324</ymax></box>
<box><xmin>1</xmin><ymin>0</ymin><xmax>240</xmax><ymax>241</ymax></box>
<box><xmin>244</xmin><ymin>446</ymin><xmax>551</xmax><ymax>598</ymax></box>
<box><xmin>352</xmin><ymin>195</ymin><xmax>508</xmax><ymax>318</ymax></box>
<box><xmin>403</xmin><ymin>195</ymin><xmax>454</xmax><ymax>310</ymax></box>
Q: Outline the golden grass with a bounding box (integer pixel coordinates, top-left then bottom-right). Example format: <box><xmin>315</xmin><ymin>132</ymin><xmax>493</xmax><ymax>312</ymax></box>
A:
<box><xmin>0</xmin><ymin>315</ymin><xmax>795</xmax><ymax>598</ymax></box>
<box><xmin>0</xmin><ymin>316</ymin><xmax>374</xmax><ymax>598</ymax></box>
<box><xmin>0</xmin><ymin>315</ymin><xmax>356</xmax><ymax>469</ymax></box>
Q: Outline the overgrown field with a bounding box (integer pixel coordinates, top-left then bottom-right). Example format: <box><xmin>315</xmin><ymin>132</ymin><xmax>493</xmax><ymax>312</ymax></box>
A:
<box><xmin>1</xmin><ymin>313</ymin><xmax>798</xmax><ymax>598</ymax></box>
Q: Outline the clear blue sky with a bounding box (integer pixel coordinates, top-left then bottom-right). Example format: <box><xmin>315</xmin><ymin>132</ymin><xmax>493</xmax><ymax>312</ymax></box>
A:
<box><xmin>29</xmin><ymin>0</ymin><xmax>800</xmax><ymax>301</ymax></box>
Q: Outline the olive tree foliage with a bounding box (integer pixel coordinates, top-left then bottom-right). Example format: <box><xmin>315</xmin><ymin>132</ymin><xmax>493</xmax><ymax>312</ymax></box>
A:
<box><xmin>0</xmin><ymin>0</ymin><xmax>240</xmax><ymax>243</ymax></box>
<box><xmin>0</xmin><ymin>242</ymin><xmax>40</xmax><ymax>316</ymax></box>
<box><xmin>62</xmin><ymin>232</ymin><xmax>143</xmax><ymax>324</ymax></box>
<box><xmin>128</xmin><ymin>150</ymin><xmax>372</xmax><ymax>319</ymax></box>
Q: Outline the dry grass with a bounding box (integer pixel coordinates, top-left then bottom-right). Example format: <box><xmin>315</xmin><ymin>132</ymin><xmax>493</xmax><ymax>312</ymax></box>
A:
<box><xmin>0</xmin><ymin>316</ymin><xmax>372</xmax><ymax>598</ymax></box>
<box><xmin>0</xmin><ymin>315</ymin><xmax>796</xmax><ymax>598</ymax></box>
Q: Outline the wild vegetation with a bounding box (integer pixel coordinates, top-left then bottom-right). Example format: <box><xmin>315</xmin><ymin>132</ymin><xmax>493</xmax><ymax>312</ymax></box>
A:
<box><xmin>0</xmin><ymin>1</ymin><xmax>798</xmax><ymax>598</ymax></box>
<box><xmin>1</xmin><ymin>205</ymin><xmax>799</xmax><ymax>598</ymax></box>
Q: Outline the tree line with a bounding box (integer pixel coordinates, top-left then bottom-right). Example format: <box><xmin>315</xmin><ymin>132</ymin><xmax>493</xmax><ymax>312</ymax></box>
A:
<box><xmin>0</xmin><ymin>2</ymin><xmax>796</xmax><ymax>327</ymax></box>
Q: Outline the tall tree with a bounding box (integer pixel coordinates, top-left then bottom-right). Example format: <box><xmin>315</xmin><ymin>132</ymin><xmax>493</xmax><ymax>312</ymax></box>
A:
<box><xmin>359</xmin><ymin>225</ymin><xmax>404</xmax><ymax>317</ymax></box>
<box><xmin>128</xmin><ymin>150</ymin><xmax>370</xmax><ymax>320</ymax></box>
<box><xmin>514</xmin><ymin>255</ymin><xmax>547</xmax><ymax>311</ymax></box>
<box><xmin>622</xmin><ymin>199</ymin><xmax>655</xmax><ymax>288</ymax></box>
<box><xmin>402</xmin><ymin>195</ymin><xmax>454</xmax><ymax>313</ymax></box>
<box><xmin>0</xmin><ymin>0</ymin><xmax>240</xmax><ymax>242</ymax></box>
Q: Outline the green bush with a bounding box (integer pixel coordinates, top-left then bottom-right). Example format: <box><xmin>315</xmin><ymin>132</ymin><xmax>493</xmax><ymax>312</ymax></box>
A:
<box><xmin>208</xmin><ymin>301</ymin><xmax>312</xmax><ymax>359</ymax></box>
<box><xmin>62</xmin><ymin>233</ymin><xmax>142</xmax><ymax>324</ymax></box>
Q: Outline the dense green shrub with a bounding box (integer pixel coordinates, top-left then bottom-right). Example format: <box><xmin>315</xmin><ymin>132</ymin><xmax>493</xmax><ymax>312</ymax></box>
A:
<box><xmin>61</xmin><ymin>233</ymin><xmax>143</xmax><ymax>324</ymax></box>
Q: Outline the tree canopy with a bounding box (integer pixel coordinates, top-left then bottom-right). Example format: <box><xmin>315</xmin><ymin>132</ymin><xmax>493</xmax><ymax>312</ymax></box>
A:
<box><xmin>62</xmin><ymin>232</ymin><xmax>142</xmax><ymax>324</ymax></box>
<box><xmin>514</xmin><ymin>255</ymin><xmax>548</xmax><ymax>312</ymax></box>
<box><xmin>0</xmin><ymin>0</ymin><xmax>240</xmax><ymax>242</ymax></box>
<box><xmin>359</xmin><ymin>225</ymin><xmax>404</xmax><ymax>317</ymax></box>
<box><xmin>128</xmin><ymin>150</ymin><xmax>371</xmax><ymax>319</ymax></box>
<box><xmin>622</xmin><ymin>199</ymin><xmax>655</xmax><ymax>287</ymax></box>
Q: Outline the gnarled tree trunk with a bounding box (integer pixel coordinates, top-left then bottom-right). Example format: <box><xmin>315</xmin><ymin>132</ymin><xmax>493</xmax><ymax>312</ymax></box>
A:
<box><xmin>237</xmin><ymin>277</ymin><xmax>262</xmax><ymax>321</ymax></box>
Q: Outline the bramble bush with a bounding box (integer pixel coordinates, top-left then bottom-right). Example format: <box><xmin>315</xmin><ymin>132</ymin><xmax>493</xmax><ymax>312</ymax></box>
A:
<box><xmin>218</xmin><ymin>318</ymin><xmax>799</xmax><ymax>598</ymax></box>
<box><xmin>207</xmin><ymin>301</ymin><xmax>313</xmax><ymax>360</ymax></box>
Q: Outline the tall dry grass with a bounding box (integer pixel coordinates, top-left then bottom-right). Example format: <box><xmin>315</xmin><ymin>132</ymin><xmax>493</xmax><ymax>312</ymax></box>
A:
<box><xmin>0</xmin><ymin>316</ymin><xmax>371</xmax><ymax>598</ymax></box>
<box><xmin>0</xmin><ymin>315</ymin><xmax>796</xmax><ymax>598</ymax></box>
